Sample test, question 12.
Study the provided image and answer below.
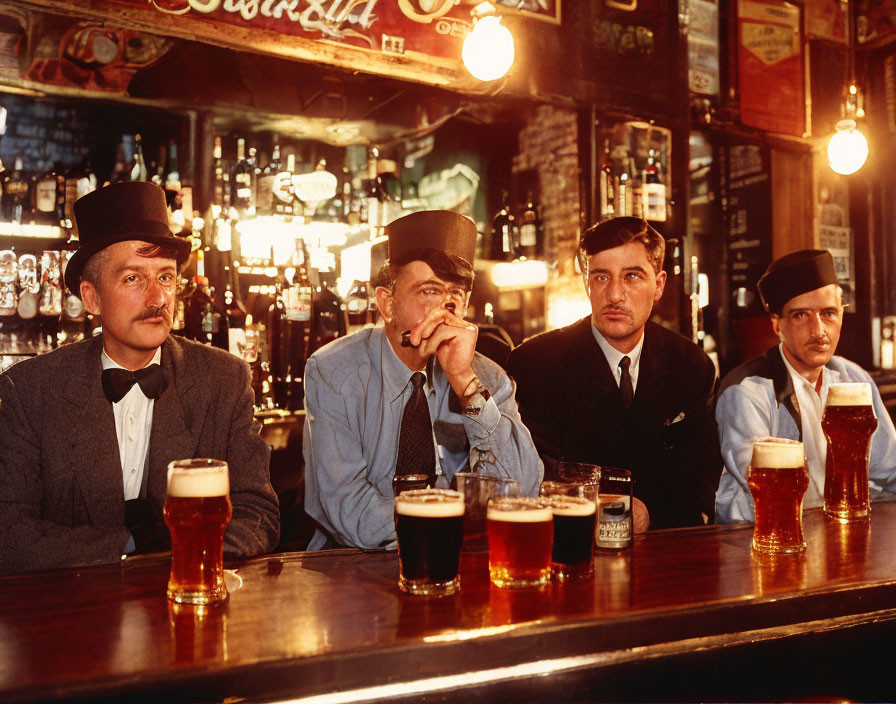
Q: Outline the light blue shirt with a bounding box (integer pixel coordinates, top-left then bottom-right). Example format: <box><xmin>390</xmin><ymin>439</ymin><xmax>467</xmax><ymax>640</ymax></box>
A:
<box><xmin>303</xmin><ymin>327</ymin><xmax>543</xmax><ymax>549</ymax></box>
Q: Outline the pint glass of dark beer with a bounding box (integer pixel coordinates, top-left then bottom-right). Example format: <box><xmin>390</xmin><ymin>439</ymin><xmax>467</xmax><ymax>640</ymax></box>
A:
<box><xmin>164</xmin><ymin>459</ymin><xmax>232</xmax><ymax>605</ymax></box>
<box><xmin>487</xmin><ymin>497</ymin><xmax>553</xmax><ymax>588</ymax></box>
<box><xmin>747</xmin><ymin>439</ymin><xmax>809</xmax><ymax>554</ymax></box>
<box><xmin>395</xmin><ymin>489</ymin><xmax>464</xmax><ymax>596</ymax></box>
<box><xmin>548</xmin><ymin>495</ymin><xmax>596</xmax><ymax>581</ymax></box>
<box><xmin>822</xmin><ymin>382</ymin><xmax>878</xmax><ymax>521</ymax></box>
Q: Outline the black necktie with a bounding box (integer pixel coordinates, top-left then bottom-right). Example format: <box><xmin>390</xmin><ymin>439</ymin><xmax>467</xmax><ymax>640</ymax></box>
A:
<box><xmin>619</xmin><ymin>356</ymin><xmax>634</xmax><ymax>408</ymax></box>
<box><xmin>102</xmin><ymin>364</ymin><xmax>164</xmax><ymax>404</ymax></box>
<box><xmin>395</xmin><ymin>372</ymin><xmax>436</xmax><ymax>479</ymax></box>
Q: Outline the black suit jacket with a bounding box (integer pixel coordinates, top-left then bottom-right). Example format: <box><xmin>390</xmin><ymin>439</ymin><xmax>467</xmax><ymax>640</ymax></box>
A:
<box><xmin>506</xmin><ymin>318</ymin><xmax>722</xmax><ymax>529</ymax></box>
<box><xmin>0</xmin><ymin>334</ymin><xmax>280</xmax><ymax>575</ymax></box>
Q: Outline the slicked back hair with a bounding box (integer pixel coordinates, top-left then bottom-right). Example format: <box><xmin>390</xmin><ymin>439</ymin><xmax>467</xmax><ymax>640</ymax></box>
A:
<box><xmin>578</xmin><ymin>217</ymin><xmax>665</xmax><ymax>279</ymax></box>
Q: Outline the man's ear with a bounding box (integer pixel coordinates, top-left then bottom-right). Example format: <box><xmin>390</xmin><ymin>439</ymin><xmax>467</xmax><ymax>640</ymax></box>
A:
<box><xmin>770</xmin><ymin>314</ymin><xmax>782</xmax><ymax>339</ymax></box>
<box><xmin>80</xmin><ymin>280</ymin><xmax>101</xmax><ymax>316</ymax></box>
<box><xmin>375</xmin><ymin>285</ymin><xmax>393</xmax><ymax>324</ymax></box>
<box><xmin>653</xmin><ymin>270</ymin><xmax>667</xmax><ymax>302</ymax></box>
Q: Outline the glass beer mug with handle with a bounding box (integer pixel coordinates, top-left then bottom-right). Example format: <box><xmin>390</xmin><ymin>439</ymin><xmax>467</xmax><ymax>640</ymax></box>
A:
<box><xmin>747</xmin><ymin>439</ymin><xmax>809</xmax><ymax>554</ymax></box>
<box><xmin>822</xmin><ymin>382</ymin><xmax>878</xmax><ymax>521</ymax></box>
<box><xmin>164</xmin><ymin>459</ymin><xmax>232</xmax><ymax>605</ymax></box>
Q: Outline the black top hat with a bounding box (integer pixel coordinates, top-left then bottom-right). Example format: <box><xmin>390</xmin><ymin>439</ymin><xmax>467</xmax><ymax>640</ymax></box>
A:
<box><xmin>64</xmin><ymin>181</ymin><xmax>192</xmax><ymax>295</ymax></box>
<box><xmin>757</xmin><ymin>249</ymin><xmax>838</xmax><ymax>313</ymax></box>
<box><xmin>384</xmin><ymin>210</ymin><xmax>477</xmax><ymax>267</ymax></box>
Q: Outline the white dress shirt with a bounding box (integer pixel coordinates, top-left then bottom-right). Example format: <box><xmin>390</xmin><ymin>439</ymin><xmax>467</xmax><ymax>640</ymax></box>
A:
<box><xmin>592</xmin><ymin>325</ymin><xmax>645</xmax><ymax>394</ymax></box>
<box><xmin>102</xmin><ymin>348</ymin><xmax>161</xmax><ymax>500</ymax></box>
<box><xmin>779</xmin><ymin>344</ymin><xmax>839</xmax><ymax>509</ymax></box>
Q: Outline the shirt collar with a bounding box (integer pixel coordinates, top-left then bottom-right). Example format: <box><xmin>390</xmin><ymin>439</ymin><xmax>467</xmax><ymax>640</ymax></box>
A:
<box><xmin>381</xmin><ymin>330</ymin><xmax>439</xmax><ymax>402</ymax></box>
<box><xmin>591</xmin><ymin>324</ymin><xmax>645</xmax><ymax>372</ymax></box>
<box><xmin>101</xmin><ymin>346</ymin><xmax>162</xmax><ymax>371</ymax></box>
<box><xmin>778</xmin><ymin>343</ymin><xmax>841</xmax><ymax>398</ymax></box>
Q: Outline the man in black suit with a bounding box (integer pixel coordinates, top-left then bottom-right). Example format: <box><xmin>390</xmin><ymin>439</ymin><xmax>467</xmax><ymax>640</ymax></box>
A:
<box><xmin>506</xmin><ymin>217</ymin><xmax>722</xmax><ymax>530</ymax></box>
<box><xmin>0</xmin><ymin>182</ymin><xmax>279</xmax><ymax>575</ymax></box>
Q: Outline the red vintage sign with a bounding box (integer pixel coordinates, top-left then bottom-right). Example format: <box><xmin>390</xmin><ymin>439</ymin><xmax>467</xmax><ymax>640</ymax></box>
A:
<box><xmin>737</xmin><ymin>0</ymin><xmax>806</xmax><ymax>137</ymax></box>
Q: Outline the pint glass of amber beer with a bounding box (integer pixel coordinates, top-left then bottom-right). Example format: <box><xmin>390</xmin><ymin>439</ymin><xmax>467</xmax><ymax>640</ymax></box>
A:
<box><xmin>164</xmin><ymin>459</ymin><xmax>232</xmax><ymax>605</ymax></box>
<box><xmin>747</xmin><ymin>439</ymin><xmax>809</xmax><ymax>554</ymax></box>
<box><xmin>548</xmin><ymin>495</ymin><xmax>596</xmax><ymax>581</ymax></box>
<box><xmin>487</xmin><ymin>497</ymin><xmax>553</xmax><ymax>588</ymax></box>
<box><xmin>395</xmin><ymin>489</ymin><xmax>464</xmax><ymax>596</ymax></box>
<box><xmin>822</xmin><ymin>382</ymin><xmax>878</xmax><ymax>521</ymax></box>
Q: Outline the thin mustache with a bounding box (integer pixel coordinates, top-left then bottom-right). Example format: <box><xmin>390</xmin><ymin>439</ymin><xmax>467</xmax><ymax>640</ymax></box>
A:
<box><xmin>137</xmin><ymin>306</ymin><xmax>169</xmax><ymax>321</ymax></box>
<box><xmin>602</xmin><ymin>306</ymin><xmax>630</xmax><ymax>315</ymax></box>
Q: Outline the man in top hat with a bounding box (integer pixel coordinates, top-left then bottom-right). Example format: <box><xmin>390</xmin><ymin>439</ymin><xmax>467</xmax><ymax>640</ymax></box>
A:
<box><xmin>715</xmin><ymin>249</ymin><xmax>896</xmax><ymax>522</ymax></box>
<box><xmin>0</xmin><ymin>181</ymin><xmax>279</xmax><ymax>575</ymax></box>
<box><xmin>506</xmin><ymin>217</ymin><xmax>723</xmax><ymax>531</ymax></box>
<box><xmin>303</xmin><ymin>209</ymin><xmax>542</xmax><ymax>550</ymax></box>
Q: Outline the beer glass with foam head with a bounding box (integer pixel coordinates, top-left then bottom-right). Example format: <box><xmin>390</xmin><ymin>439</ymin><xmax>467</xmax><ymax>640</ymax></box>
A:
<box><xmin>451</xmin><ymin>473</ymin><xmax>519</xmax><ymax>549</ymax></box>
<box><xmin>486</xmin><ymin>497</ymin><xmax>553</xmax><ymax>588</ymax></box>
<box><xmin>747</xmin><ymin>439</ymin><xmax>809</xmax><ymax>554</ymax></box>
<box><xmin>548</xmin><ymin>495</ymin><xmax>596</xmax><ymax>581</ymax></box>
<box><xmin>822</xmin><ymin>382</ymin><xmax>878</xmax><ymax>521</ymax></box>
<box><xmin>164</xmin><ymin>459</ymin><xmax>232</xmax><ymax>605</ymax></box>
<box><xmin>395</xmin><ymin>489</ymin><xmax>464</xmax><ymax>596</ymax></box>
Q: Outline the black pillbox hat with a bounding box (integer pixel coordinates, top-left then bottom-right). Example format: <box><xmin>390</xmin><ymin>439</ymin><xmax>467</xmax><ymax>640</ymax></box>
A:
<box><xmin>384</xmin><ymin>210</ymin><xmax>477</xmax><ymax>267</ymax></box>
<box><xmin>757</xmin><ymin>249</ymin><xmax>838</xmax><ymax>313</ymax></box>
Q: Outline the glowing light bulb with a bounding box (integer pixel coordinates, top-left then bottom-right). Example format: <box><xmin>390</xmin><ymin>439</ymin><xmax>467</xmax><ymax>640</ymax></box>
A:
<box><xmin>828</xmin><ymin>119</ymin><xmax>868</xmax><ymax>175</ymax></box>
<box><xmin>462</xmin><ymin>14</ymin><xmax>514</xmax><ymax>82</ymax></box>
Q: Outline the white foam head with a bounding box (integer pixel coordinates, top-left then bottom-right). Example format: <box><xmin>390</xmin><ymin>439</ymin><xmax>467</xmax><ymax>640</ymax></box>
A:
<box><xmin>395</xmin><ymin>489</ymin><xmax>464</xmax><ymax>518</ymax></box>
<box><xmin>551</xmin><ymin>496</ymin><xmax>596</xmax><ymax>517</ymax></box>
<box><xmin>487</xmin><ymin>497</ymin><xmax>552</xmax><ymax>523</ymax></box>
<box><xmin>826</xmin><ymin>382</ymin><xmax>873</xmax><ymax>407</ymax></box>
<box><xmin>167</xmin><ymin>465</ymin><xmax>229</xmax><ymax>498</ymax></box>
<box><xmin>751</xmin><ymin>438</ymin><xmax>805</xmax><ymax>469</ymax></box>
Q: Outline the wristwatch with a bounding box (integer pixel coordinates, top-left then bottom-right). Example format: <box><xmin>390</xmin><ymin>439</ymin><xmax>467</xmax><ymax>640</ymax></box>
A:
<box><xmin>461</xmin><ymin>383</ymin><xmax>491</xmax><ymax>415</ymax></box>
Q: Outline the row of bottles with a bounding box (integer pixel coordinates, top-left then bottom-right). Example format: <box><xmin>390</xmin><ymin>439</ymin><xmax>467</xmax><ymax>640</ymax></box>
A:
<box><xmin>0</xmin><ymin>157</ymin><xmax>93</xmax><ymax>229</ymax></box>
<box><xmin>489</xmin><ymin>191</ymin><xmax>544</xmax><ymax>261</ymax></box>
<box><xmin>599</xmin><ymin>141</ymin><xmax>667</xmax><ymax>222</ymax></box>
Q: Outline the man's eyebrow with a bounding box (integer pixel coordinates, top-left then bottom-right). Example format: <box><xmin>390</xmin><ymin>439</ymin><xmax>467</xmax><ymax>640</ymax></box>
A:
<box><xmin>413</xmin><ymin>279</ymin><xmax>448</xmax><ymax>288</ymax></box>
<box><xmin>590</xmin><ymin>265</ymin><xmax>648</xmax><ymax>275</ymax></box>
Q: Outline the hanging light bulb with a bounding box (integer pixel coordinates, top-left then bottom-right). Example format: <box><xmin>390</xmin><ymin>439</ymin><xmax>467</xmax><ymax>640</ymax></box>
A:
<box><xmin>828</xmin><ymin>118</ymin><xmax>868</xmax><ymax>175</ymax></box>
<box><xmin>462</xmin><ymin>3</ymin><xmax>514</xmax><ymax>82</ymax></box>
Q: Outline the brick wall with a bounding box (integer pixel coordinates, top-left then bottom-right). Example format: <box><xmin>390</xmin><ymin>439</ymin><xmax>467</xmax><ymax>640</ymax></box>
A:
<box><xmin>512</xmin><ymin>104</ymin><xmax>589</xmax><ymax>330</ymax></box>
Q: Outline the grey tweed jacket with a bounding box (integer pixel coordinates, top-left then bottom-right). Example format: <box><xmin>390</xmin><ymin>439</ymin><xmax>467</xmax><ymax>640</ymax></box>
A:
<box><xmin>0</xmin><ymin>334</ymin><xmax>279</xmax><ymax>575</ymax></box>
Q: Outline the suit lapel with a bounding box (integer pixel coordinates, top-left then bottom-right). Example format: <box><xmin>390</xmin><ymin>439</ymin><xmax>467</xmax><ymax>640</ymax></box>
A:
<box><xmin>566</xmin><ymin>318</ymin><xmax>626</xmax><ymax>421</ymax></box>
<box><xmin>628</xmin><ymin>323</ymin><xmax>670</xmax><ymax>416</ymax></box>
<box><xmin>62</xmin><ymin>336</ymin><xmax>125</xmax><ymax>528</ymax></box>
<box><xmin>147</xmin><ymin>336</ymin><xmax>201</xmax><ymax>505</ymax></box>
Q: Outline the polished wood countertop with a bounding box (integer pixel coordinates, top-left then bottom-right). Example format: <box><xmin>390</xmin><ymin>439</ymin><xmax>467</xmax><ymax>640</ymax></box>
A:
<box><xmin>3</xmin><ymin>501</ymin><xmax>896</xmax><ymax>703</ymax></box>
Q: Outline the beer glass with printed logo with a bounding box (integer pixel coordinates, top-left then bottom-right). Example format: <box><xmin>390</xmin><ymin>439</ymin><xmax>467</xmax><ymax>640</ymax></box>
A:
<box><xmin>487</xmin><ymin>497</ymin><xmax>553</xmax><ymax>588</ymax></box>
<box><xmin>747</xmin><ymin>439</ymin><xmax>809</xmax><ymax>554</ymax></box>
<box><xmin>822</xmin><ymin>382</ymin><xmax>878</xmax><ymax>521</ymax></box>
<box><xmin>395</xmin><ymin>489</ymin><xmax>465</xmax><ymax>596</ymax></box>
<box><xmin>164</xmin><ymin>459</ymin><xmax>232</xmax><ymax>605</ymax></box>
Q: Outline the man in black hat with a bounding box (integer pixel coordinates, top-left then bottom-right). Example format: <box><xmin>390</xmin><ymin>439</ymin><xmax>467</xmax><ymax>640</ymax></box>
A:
<box><xmin>0</xmin><ymin>182</ymin><xmax>279</xmax><ymax>575</ymax></box>
<box><xmin>715</xmin><ymin>249</ymin><xmax>896</xmax><ymax>523</ymax></box>
<box><xmin>506</xmin><ymin>217</ymin><xmax>722</xmax><ymax>531</ymax></box>
<box><xmin>303</xmin><ymin>210</ymin><xmax>542</xmax><ymax>550</ymax></box>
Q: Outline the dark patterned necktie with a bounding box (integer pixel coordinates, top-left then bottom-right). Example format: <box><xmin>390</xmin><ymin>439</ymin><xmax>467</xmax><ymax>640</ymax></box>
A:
<box><xmin>101</xmin><ymin>364</ymin><xmax>164</xmax><ymax>404</ymax></box>
<box><xmin>619</xmin><ymin>356</ymin><xmax>634</xmax><ymax>408</ymax></box>
<box><xmin>394</xmin><ymin>372</ymin><xmax>436</xmax><ymax>479</ymax></box>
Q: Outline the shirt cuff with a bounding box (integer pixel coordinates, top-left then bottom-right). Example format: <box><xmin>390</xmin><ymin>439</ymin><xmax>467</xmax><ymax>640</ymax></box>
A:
<box><xmin>460</xmin><ymin>396</ymin><xmax>501</xmax><ymax>437</ymax></box>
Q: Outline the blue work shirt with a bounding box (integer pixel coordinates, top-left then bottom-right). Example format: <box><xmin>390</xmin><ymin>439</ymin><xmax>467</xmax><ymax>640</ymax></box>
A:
<box><xmin>303</xmin><ymin>326</ymin><xmax>543</xmax><ymax>550</ymax></box>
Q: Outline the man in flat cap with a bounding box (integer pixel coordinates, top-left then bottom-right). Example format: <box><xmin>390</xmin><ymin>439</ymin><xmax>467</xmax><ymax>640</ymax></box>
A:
<box><xmin>715</xmin><ymin>249</ymin><xmax>896</xmax><ymax>523</ymax></box>
<box><xmin>303</xmin><ymin>209</ymin><xmax>542</xmax><ymax>550</ymax></box>
<box><xmin>507</xmin><ymin>217</ymin><xmax>722</xmax><ymax>531</ymax></box>
<box><xmin>0</xmin><ymin>182</ymin><xmax>279</xmax><ymax>575</ymax></box>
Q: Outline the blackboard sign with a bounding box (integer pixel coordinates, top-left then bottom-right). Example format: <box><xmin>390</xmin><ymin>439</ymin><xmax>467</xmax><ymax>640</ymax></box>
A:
<box><xmin>721</xmin><ymin>137</ymin><xmax>772</xmax><ymax>316</ymax></box>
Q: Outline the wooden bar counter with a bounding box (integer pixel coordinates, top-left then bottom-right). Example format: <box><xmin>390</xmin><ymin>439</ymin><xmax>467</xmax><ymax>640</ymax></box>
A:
<box><xmin>4</xmin><ymin>501</ymin><xmax>896</xmax><ymax>703</ymax></box>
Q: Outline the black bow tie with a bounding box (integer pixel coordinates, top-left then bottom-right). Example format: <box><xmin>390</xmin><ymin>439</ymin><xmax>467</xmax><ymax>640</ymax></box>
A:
<box><xmin>101</xmin><ymin>364</ymin><xmax>164</xmax><ymax>404</ymax></box>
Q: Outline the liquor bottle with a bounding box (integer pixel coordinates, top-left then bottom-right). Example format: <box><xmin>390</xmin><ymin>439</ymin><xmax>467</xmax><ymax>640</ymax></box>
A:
<box><xmin>616</xmin><ymin>158</ymin><xmax>630</xmax><ymax>218</ymax></box>
<box><xmin>32</xmin><ymin>165</ymin><xmax>59</xmax><ymax>226</ymax></box>
<box><xmin>223</xmin><ymin>265</ymin><xmax>247</xmax><ymax>355</ymax></box>
<box><xmin>130</xmin><ymin>134</ymin><xmax>148</xmax><ymax>182</ymax></box>
<box><xmin>2</xmin><ymin>157</ymin><xmax>28</xmax><ymax>224</ymax></box>
<box><xmin>231</xmin><ymin>138</ymin><xmax>255</xmax><ymax>217</ymax></box>
<box><xmin>642</xmin><ymin>148</ymin><xmax>666</xmax><ymax>221</ymax></box>
<box><xmin>152</xmin><ymin>144</ymin><xmax>166</xmax><ymax>186</ymax></box>
<box><xmin>365</xmin><ymin>146</ymin><xmax>384</xmax><ymax>238</ymax></box>
<box><xmin>255</xmin><ymin>142</ymin><xmax>281</xmax><ymax>216</ymax></box>
<box><xmin>165</xmin><ymin>140</ymin><xmax>181</xmax><ymax>192</ymax></box>
<box><xmin>212</xmin><ymin>136</ymin><xmax>225</xmax><ymax>216</ymax></box>
<box><xmin>109</xmin><ymin>135</ymin><xmax>135</xmax><ymax>184</ymax></box>
<box><xmin>273</xmin><ymin>152</ymin><xmax>296</xmax><ymax>217</ymax></box>
<box><xmin>629</xmin><ymin>154</ymin><xmax>643</xmax><ymax>219</ymax></box>
<box><xmin>310</xmin><ymin>282</ymin><xmax>347</xmax><ymax>358</ymax></box>
<box><xmin>489</xmin><ymin>191</ymin><xmax>516</xmax><ymax>261</ymax></box>
<box><xmin>54</xmin><ymin>170</ymin><xmax>69</xmax><ymax>230</ymax></box>
<box><xmin>345</xmin><ymin>279</ymin><xmax>373</xmax><ymax>331</ymax></box>
<box><xmin>599</xmin><ymin>139</ymin><xmax>615</xmax><ymax>218</ymax></box>
<box><xmin>517</xmin><ymin>194</ymin><xmax>542</xmax><ymax>259</ymax></box>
